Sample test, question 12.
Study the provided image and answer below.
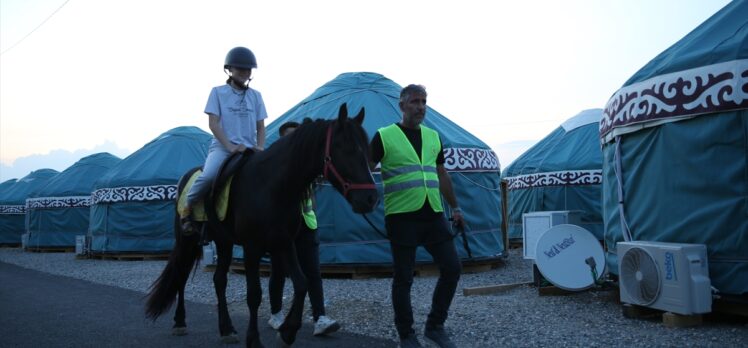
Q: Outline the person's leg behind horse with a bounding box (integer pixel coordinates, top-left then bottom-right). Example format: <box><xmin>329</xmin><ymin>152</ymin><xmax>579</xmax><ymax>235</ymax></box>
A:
<box><xmin>422</xmin><ymin>218</ymin><xmax>462</xmax><ymax>348</ymax></box>
<box><xmin>183</xmin><ymin>142</ymin><xmax>231</xmax><ymax>232</ymax></box>
<box><xmin>296</xmin><ymin>225</ymin><xmax>340</xmax><ymax>336</ymax></box>
<box><xmin>267</xmin><ymin>251</ymin><xmax>285</xmax><ymax>330</ymax></box>
<box><xmin>276</xmin><ymin>241</ymin><xmax>308</xmax><ymax>345</ymax></box>
<box><xmin>242</xmin><ymin>242</ymin><xmax>265</xmax><ymax>348</ymax></box>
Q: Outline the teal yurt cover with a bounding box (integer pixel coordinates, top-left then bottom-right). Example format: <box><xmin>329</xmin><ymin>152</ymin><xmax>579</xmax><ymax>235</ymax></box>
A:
<box><xmin>89</xmin><ymin>127</ymin><xmax>211</xmax><ymax>254</ymax></box>
<box><xmin>25</xmin><ymin>153</ymin><xmax>121</xmax><ymax>248</ymax></box>
<box><xmin>0</xmin><ymin>179</ymin><xmax>19</xmax><ymax>244</ymax></box>
<box><xmin>502</xmin><ymin>109</ymin><xmax>604</xmax><ymax>240</ymax></box>
<box><xmin>0</xmin><ymin>169</ymin><xmax>59</xmax><ymax>245</ymax></box>
<box><xmin>0</xmin><ymin>179</ymin><xmax>19</xmax><ymax>196</ymax></box>
<box><xmin>239</xmin><ymin>72</ymin><xmax>504</xmax><ymax>265</ymax></box>
<box><xmin>600</xmin><ymin>0</ymin><xmax>748</xmax><ymax>295</ymax></box>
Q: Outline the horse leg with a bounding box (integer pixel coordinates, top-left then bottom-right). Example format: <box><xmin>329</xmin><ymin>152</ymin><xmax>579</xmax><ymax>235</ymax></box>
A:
<box><xmin>172</xmin><ymin>287</ymin><xmax>187</xmax><ymax>336</ymax></box>
<box><xmin>214</xmin><ymin>240</ymin><xmax>239</xmax><ymax>343</ymax></box>
<box><xmin>243</xmin><ymin>244</ymin><xmax>264</xmax><ymax>348</ymax></box>
<box><xmin>277</xmin><ymin>244</ymin><xmax>307</xmax><ymax>346</ymax></box>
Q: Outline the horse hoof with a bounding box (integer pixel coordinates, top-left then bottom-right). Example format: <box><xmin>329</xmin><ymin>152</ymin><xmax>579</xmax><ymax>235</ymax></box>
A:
<box><xmin>172</xmin><ymin>327</ymin><xmax>187</xmax><ymax>336</ymax></box>
<box><xmin>276</xmin><ymin>332</ymin><xmax>291</xmax><ymax>348</ymax></box>
<box><xmin>221</xmin><ymin>333</ymin><xmax>240</xmax><ymax>344</ymax></box>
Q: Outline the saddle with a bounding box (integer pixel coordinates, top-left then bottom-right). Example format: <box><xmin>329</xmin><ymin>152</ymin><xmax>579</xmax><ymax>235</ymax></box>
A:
<box><xmin>177</xmin><ymin>149</ymin><xmax>253</xmax><ymax>222</ymax></box>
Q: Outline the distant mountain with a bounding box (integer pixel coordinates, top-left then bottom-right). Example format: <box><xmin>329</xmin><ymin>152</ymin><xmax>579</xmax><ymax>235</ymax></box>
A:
<box><xmin>0</xmin><ymin>141</ymin><xmax>131</xmax><ymax>182</ymax></box>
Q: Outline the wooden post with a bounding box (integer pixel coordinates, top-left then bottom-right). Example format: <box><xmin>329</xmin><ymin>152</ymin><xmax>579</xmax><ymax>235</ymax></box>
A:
<box><xmin>463</xmin><ymin>281</ymin><xmax>532</xmax><ymax>296</ymax></box>
<box><xmin>500</xmin><ymin>179</ymin><xmax>509</xmax><ymax>253</ymax></box>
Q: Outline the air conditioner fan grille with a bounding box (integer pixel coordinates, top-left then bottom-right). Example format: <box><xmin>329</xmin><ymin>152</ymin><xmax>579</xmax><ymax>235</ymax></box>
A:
<box><xmin>620</xmin><ymin>247</ymin><xmax>660</xmax><ymax>305</ymax></box>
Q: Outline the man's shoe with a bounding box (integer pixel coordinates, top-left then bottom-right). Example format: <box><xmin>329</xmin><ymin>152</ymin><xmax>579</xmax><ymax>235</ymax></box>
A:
<box><xmin>313</xmin><ymin>315</ymin><xmax>340</xmax><ymax>336</ymax></box>
<box><xmin>424</xmin><ymin>325</ymin><xmax>456</xmax><ymax>348</ymax></box>
<box><xmin>268</xmin><ymin>311</ymin><xmax>284</xmax><ymax>330</ymax></box>
<box><xmin>399</xmin><ymin>334</ymin><xmax>423</xmax><ymax>348</ymax></box>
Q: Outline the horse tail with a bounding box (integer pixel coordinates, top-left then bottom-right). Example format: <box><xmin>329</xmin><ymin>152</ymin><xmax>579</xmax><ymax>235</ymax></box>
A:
<box><xmin>145</xmin><ymin>167</ymin><xmax>204</xmax><ymax>321</ymax></box>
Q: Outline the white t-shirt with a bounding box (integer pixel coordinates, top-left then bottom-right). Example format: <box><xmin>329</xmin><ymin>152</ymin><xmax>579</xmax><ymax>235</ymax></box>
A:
<box><xmin>204</xmin><ymin>84</ymin><xmax>268</xmax><ymax>148</ymax></box>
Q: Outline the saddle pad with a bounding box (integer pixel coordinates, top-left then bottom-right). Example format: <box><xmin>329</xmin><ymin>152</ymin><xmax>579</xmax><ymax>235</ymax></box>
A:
<box><xmin>177</xmin><ymin>170</ymin><xmax>233</xmax><ymax>222</ymax></box>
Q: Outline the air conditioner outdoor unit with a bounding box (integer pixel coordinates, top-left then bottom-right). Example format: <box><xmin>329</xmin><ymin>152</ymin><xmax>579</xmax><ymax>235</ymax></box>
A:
<box><xmin>617</xmin><ymin>241</ymin><xmax>711</xmax><ymax>315</ymax></box>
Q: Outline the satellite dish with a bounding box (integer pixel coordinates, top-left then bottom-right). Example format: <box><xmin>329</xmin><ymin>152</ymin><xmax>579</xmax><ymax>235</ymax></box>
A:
<box><xmin>534</xmin><ymin>224</ymin><xmax>605</xmax><ymax>291</ymax></box>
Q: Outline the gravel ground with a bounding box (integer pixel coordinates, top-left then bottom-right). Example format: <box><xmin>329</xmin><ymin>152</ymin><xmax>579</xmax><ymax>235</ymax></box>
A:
<box><xmin>1</xmin><ymin>247</ymin><xmax>746</xmax><ymax>347</ymax></box>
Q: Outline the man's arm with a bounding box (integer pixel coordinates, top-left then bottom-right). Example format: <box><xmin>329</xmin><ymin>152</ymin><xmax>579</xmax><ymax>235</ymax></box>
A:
<box><xmin>437</xmin><ymin>164</ymin><xmax>464</xmax><ymax>226</ymax></box>
<box><xmin>369</xmin><ymin>132</ymin><xmax>383</xmax><ymax>170</ymax></box>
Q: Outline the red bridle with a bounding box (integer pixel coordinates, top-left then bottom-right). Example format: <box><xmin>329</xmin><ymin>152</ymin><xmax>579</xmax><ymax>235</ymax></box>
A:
<box><xmin>322</xmin><ymin>125</ymin><xmax>376</xmax><ymax>198</ymax></box>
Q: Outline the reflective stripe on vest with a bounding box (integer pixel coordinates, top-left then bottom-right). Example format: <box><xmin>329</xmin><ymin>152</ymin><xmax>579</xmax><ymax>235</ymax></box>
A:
<box><xmin>381</xmin><ymin>164</ymin><xmax>437</xmax><ymax>181</ymax></box>
<box><xmin>379</xmin><ymin>124</ymin><xmax>443</xmax><ymax>215</ymax></box>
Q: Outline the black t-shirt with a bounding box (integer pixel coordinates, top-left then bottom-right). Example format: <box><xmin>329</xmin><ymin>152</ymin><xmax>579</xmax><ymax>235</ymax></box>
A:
<box><xmin>370</xmin><ymin>124</ymin><xmax>445</xmax><ymax>221</ymax></box>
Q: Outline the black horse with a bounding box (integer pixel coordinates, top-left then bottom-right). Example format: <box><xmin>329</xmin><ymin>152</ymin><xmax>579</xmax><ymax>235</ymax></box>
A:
<box><xmin>145</xmin><ymin>104</ymin><xmax>378</xmax><ymax>347</ymax></box>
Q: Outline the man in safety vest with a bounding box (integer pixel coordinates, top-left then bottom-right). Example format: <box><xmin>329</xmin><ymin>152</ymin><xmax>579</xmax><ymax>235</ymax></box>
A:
<box><xmin>369</xmin><ymin>84</ymin><xmax>464</xmax><ymax>348</ymax></box>
<box><xmin>267</xmin><ymin>120</ymin><xmax>341</xmax><ymax>337</ymax></box>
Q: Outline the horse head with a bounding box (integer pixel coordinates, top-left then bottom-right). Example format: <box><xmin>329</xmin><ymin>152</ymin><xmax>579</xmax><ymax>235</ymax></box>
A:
<box><xmin>323</xmin><ymin>103</ymin><xmax>378</xmax><ymax>214</ymax></box>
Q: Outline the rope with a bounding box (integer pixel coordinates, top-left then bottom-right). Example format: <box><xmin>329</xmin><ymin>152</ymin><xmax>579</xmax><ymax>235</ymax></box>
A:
<box><xmin>454</xmin><ymin>172</ymin><xmax>502</xmax><ymax>191</ymax></box>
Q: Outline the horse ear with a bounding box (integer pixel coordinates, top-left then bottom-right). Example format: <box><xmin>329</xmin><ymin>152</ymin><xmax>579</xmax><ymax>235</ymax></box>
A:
<box><xmin>338</xmin><ymin>103</ymin><xmax>348</xmax><ymax>122</ymax></box>
<box><xmin>353</xmin><ymin>107</ymin><xmax>365</xmax><ymax>125</ymax></box>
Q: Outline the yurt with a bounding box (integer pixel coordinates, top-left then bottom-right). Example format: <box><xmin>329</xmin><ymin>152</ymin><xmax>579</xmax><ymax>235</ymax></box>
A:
<box><xmin>600</xmin><ymin>0</ymin><xmax>748</xmax><ymax>295</ymax></box>
<box><xmin>0</xmin><ymin>179</ymin><xmax>19</xmax><ymax>245</ymax></box>
<box><xmin>0</xmin><ymin>179</ymin><xmax>19</xmax><ymax>195</ymax></box>
<box><xmin>502</xmin><ymin>109</ymin><xmax>604</xmax><ymax>241</ymax></box>
<box><xmin>0</xmin><ymin>169</ymin><xmax>59</xmax><ymax>245</ymax></box>
<box><xmin>89</xmin><ymin>127</ymin><xmax>211</xmax><ymax>254</ymax></box>
<box><xmin>251</xmin><ymin>72</ymin><xmax>504</xmax><ymax>265</ymax></box>
<box><xmin>25</xmin><ymin>153</ymin><xmax>121</xmax><ymax>249</ymax></box>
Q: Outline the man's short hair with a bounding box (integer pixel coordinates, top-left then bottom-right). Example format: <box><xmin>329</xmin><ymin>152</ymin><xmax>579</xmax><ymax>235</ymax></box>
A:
<box><xmin>400</xmin><ymin>84</ymin><xmax>427</xmax><ymax>103</ymax></box>
<box><xmin>279</xmin><ymin>121</ymin><xmax>300</xmax><ymax>136</ymax></box>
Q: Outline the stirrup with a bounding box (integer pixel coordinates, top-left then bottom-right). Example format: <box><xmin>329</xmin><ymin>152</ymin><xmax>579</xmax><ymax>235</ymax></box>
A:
<box><xmin>180</xmin><ymin>216</ymin><xmax>197</xmax><ymax>236</ymax></box>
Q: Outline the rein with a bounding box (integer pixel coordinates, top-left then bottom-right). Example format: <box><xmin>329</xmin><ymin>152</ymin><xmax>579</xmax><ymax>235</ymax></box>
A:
<box><xmin>322</xmin><ymin>125</ymin><xmax>376</xmax><ymax>198</ymax></box>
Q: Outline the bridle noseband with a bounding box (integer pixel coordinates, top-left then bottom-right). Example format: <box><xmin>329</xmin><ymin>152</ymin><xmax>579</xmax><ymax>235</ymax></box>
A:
<box><xmin>322</xmin><ymin>125</ymin><xmax>376</xmax><ymax>198</ymax></box>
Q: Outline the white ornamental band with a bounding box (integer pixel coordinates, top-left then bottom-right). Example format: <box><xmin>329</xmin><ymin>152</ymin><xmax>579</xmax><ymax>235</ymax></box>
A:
<box><xmin>0</xmin><ymin>205</ymin><xmax>26</xmax><ymax>215</ymax></box>
<box><xmin>442</xmin><ymin>147</ymin><xmax>500</xmax><ymax>172</ymax></box>
<box><xmin>600</xmin><ymin>59</ymin><xmax>748</xmax><ymax>142</ymax></box>
<box><xmin>26</xmin><ymin>196</ymin><xmax>91</xmax><ymax>210</ymax></box>
<box><xmin>91</xmin><ymin>185</ymin><xmax>178</xmax><ymax>205</ymax></box>
<box><xmin>505</xmin><ymin>170</ymin><xmax>602</xmax><ymax>190</ymax></box>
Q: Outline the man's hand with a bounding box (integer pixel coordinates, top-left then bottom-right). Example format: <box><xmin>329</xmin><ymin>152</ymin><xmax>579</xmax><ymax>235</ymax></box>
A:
<box><xmin>451</xmin><ymin>208</ymin><xmax>465</xmax><ymax>229</ymax></box>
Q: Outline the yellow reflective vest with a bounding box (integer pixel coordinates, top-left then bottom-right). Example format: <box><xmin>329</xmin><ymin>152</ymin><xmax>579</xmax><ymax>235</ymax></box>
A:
<box><xmin>379</xmin><ymin>124</ymin><xmax>443</xmax><ymax>216</ymax></box>
<box><xmin>301</xmin><ymin>196</ymin><xmax>317</xmax><ymax>230</ymax></box>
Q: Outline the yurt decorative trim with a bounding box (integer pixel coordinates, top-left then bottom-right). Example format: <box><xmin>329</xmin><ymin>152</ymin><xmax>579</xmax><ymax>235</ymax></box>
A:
<box><xmin>26</xmin><ymin>196</ymin><xmax>91</xmax><ymax>209</ymax></box>
<box><xmin>0</xmin><ymin>205</ymin><xmax>25</xmax><ymax>214</ymax></box>
<box><xmin>91</xmin><ymin>185</ymin><xmax>177</xmax><ymax>204</ymax></box>
<box><xmin>443</xmin><ymin>148</ymin><xmax>500</xmax><ymax>172</ymax></box>
<box><xmin>505</xmin><ymin>170</ymin><xmax>603</xmax><ymax>190</ymax></box>
<box><xmin>601</xmin><ymin>59</ymin><xmax>748</xmax><ymax>142</ymax></box>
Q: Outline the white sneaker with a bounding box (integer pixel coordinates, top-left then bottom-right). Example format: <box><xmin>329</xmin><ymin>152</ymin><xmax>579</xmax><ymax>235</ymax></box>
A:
<box><xmin>313</xmin><ymin>315</ymin><xmax>340</xmax><ymax>336</ymax></box>
<box><xmin>268</xmin><ymin>311</ymin><xmax>284</xmax><ymax>330</ymax></box>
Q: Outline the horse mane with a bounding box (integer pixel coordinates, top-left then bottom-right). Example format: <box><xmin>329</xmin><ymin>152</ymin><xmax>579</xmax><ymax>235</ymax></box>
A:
<box><xmin>251</xmin><ymin>118</ymin><xmax>332</xmax><ymax>204</ymax></box>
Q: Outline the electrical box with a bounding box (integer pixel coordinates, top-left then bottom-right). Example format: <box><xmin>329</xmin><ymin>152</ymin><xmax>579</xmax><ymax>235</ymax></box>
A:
<box><xmin>522</xmin><ymin>211</ymin><xmax>583</xmax><ymax>259</ymax></box>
